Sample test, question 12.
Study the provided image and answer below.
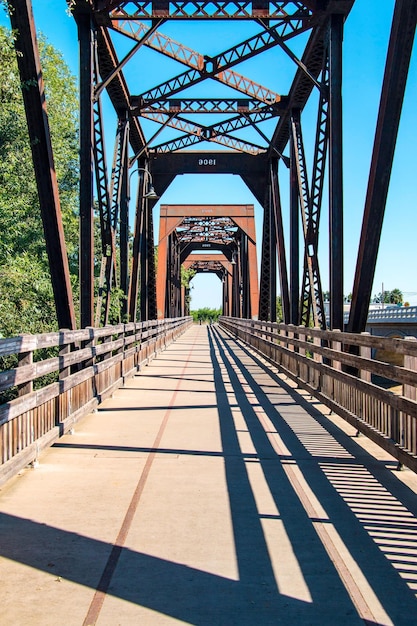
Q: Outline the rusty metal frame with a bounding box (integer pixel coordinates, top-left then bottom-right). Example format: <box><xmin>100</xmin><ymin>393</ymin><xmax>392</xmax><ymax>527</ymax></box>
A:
<box><xmin>348</xmin><ymin>0</ymin><xmax>417</xmax><ymax>333</ymax></box>
<box><xmin>14</xmin><ymin>1</ymin><xmax>386</xmax><ymax>333</ymax></box>
<box><xmin>290</xmin><ymin>109</ymin><xmax>326</xmax><ymax>329</ymax></box>
<box><xmin>157</xmin><ymin>205</ymin><xmax>259</xmax><ymax>319</ymax></box>
<box><xmin>99</xmin><ymin>1</ymin><xmax>315</xmax><ymax>21</ymax></box>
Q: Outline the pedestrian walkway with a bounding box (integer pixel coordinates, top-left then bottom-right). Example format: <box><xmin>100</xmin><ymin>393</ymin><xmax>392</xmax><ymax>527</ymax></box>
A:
<box><xmin>1</xmin><ymin>323</ymin><xmax>417</xmax><ymax>625</ymax></box>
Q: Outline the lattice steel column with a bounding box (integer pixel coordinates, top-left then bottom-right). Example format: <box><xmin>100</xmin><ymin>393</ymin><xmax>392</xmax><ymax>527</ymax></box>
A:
<box><xmin>77</xmin><ymin>9</ymin><xmax>95</xmax><ymax>328</ymax></box>
<box><xmin>290</xmin><ymin>111</ymin><xmax>300</xmax><ymax>325</ymax></box>
<box><xmin>128</xmin><ymin>168</ymin><xmax>146</xmax><ymax>321</ymax></box>
<box><xmin>329</xmin><ymin>13</ymin><xmax>344</xmax><ymax>331</ymax></box>
<box><xmin>270</xmin><ymin>159</ymin><xmax>290</xmax><ymax>323</ymax></box>
<box><xmin>258</xmin><ymin>180</ymin><xmax>273</xmax><ymax>321</ymax></box>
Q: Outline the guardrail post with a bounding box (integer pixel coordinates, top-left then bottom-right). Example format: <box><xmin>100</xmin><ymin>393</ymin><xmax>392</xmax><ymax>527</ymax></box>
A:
<box><xmin>17</xmin><ymin>341</ymin><xmax>33</xmax><ymax>397</ymax></box>
<box><xmin>331</xmin><ymin>329</ymin><xmax>342</xmax><ymax>371</ymax></box>
<box><xmin>313</xmin><ymin>329</ymin><xmax>322</xmax><ymax>391</ymax></box>
<box><xmin>59</xmin><ymin>331</ymin><xmax>71</xmax><ymax>382</ymax></box>
<box><xmin>401</xmin><ymin>336</ymin><xmax>417</xmax><ymax>466</ymax></box>
<box><xmin>360</xmin><ymin>332</ymin><xmax>371</xmax><ymax>382</ymax></box>
<box><xmin>403</xmin><ymin>337</ymin><xmax>417</xmax><ymax>401</ymax></box>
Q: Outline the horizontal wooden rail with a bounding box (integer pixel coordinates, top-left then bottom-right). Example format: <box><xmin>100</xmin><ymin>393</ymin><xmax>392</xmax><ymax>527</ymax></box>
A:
<box><xmin>0</xmin><ymin>317</ymin><xmax>192</xmax><ymax>486</ymax></box>
<box><xmin>219</xmin><ymin>316</ymin><xmax>417</xmax><ymax>473</ymax></box>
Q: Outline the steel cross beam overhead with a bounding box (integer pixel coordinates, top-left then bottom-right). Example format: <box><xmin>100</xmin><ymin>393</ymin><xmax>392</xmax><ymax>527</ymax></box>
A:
<box><xmin>12</xmin><ymin>0</ymin><xmax>414</xmax><ymax>333</ymax></box>
<box><xmin>66</xmin><ymin>0</ymin><xmax>360</xmax><ymax>327</ymax></box>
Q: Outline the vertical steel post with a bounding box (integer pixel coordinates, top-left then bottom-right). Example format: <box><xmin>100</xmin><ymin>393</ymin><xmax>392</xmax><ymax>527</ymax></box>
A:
<box><xmin>128</xmin><ymin>169</ymin><xmax>145</xmax><ymax>321</ymax></box>
<box><xmin>146</xmin><ymin>200</ymin><xmax>157</xmax><ymax>320</ymax></box>
<box><xmin>269</xmin><ymin>187</ymin><xmax>277</xmax><ymax>323</ymax></box>
<box><xmin>329</xmin><ymin>13</ymin><xmax>344</xmax><ymax>330</ymax></box>
<box><xmin>9</xmin><ymin>0</ymin><xmax>76</xmax><ymax>330</ymax></box>
<box><xmin>258</xmin><ymin>183</ymin><xmax>272</xmax><ymax>321</ymax></box>
<box><xmin>119</xmin><ymin>119</ymin><xmax>130</xmax><ymax>321</ymax></box>
<box><xmin>140</xmin><ymin>200</ymin><xmax>151</xmax><ymax>320</ymax></box>
<box><xmin>290</xmin><ymin>111</ymin><xmax>300</xmax><ymax>325</ymax></box>
<box><xmin>78</xmin><ymin>11</ymin><xmax>94</xmax><ymax>328</ymax></box>
<box><xmin>348</xmin><ymin>0</ymin><xmax>417</xmax><ymax>333</ymax></box>
<box><xmin>271</xmin><ymin>159</ymin><xmax>290</xmax><ymax>324</ymax></box>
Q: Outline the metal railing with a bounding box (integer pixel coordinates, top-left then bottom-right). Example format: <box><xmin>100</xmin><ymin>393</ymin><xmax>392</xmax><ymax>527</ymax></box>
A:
<box><xmin>219</xmin><ymin>316</ymin><xmax>417</xmax><ymax>473</ymax></box>
<box><xmin>0</xmin><ymin>317</ymin><xmax>192</xmax><ymax>486</ymax></box>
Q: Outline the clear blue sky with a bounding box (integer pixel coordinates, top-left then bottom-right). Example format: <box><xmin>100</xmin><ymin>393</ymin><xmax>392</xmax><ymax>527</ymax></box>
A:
<box><xmin>1</xmin><ymin>1</ymin><xmax>416</xmax><ymax>309</ymax></box>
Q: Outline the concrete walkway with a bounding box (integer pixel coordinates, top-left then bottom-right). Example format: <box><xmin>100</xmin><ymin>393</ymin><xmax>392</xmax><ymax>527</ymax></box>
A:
<box><xmin>1</xmin><ymin>323</ymin><xmax>417</xmax><ymax>625</ymax></box>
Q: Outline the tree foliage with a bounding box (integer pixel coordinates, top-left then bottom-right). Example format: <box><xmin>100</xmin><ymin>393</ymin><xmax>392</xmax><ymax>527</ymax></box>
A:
<box><xmin>191</xmin><ymin>307</ymin><xmax>221</xmax><ymax>323</ymax></box>
<box><xmin>0</xmin><ymin>25</ymin><xmax>79</xmax><ymax>336</ymax></box>
<box><xmin>372</xmin><ymin>288</ymin><xmax>403</xmax><ymax>305</ymax></box>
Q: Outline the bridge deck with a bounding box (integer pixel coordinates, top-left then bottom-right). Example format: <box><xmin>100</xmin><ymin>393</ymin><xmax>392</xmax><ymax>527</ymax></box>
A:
<box><xmin>1</xmin><ymin>324</ymin><xmax>417</xmax><ymax>625</ymax></box>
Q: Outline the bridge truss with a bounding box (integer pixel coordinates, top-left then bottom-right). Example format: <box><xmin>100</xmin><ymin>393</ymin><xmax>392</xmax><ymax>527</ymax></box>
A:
<box><xmin>157</xmin><ymin>204</ymin><xmax>259</xmax><ymax>318</ymax></box>
<box><xmin>7</xmin><ymin>0</ymin><xmax>417</xmax><ymax>330</ymax></box>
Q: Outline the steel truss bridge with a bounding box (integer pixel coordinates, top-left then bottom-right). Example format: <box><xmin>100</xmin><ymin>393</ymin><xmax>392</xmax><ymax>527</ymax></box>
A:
<box><xmin>7</xmin><ymin>0</ymin><xmax>416</xmax><ymax>334</ymax></box>
<box><xmin>2</xmin><ymin>3</ymin><xmax>417</xmax><ymax>620</ymax></box>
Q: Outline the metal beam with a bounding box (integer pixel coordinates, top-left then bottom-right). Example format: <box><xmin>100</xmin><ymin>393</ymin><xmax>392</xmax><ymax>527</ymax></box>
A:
<box><xmin>270</xmin><ymin>159</ymin><xmax>290</xmax><ymax>323</ymax></box>
<box><xmin>289</xmin><ymin>111</ymin><xmax>300</xmax><ymax>324</ymax></box>
<box><xmin>119</xmin><ymin>118</ymin><xmax>130</xmax><ymax>320</ymax></box>
<box><xmin>100</xmin><ymin>1</ymin><xmax>314</xmax><ymax>22</ymax></box>
<box><xmin>78</xmin><ymin>10</ymin><xmax>95</xmax><ymax>328</ymax></box>
<box><xmin>128</xmin><ymin>168</ymin><xmax>145</xmax><ymax>321</ymax></box>
<box><xmin>111</xmin><ymin>20</ymin><xmax>282</xmax><ymax>104</ymax></box>
<box><xmin>348</xmin><ymin>0</ymin><xmax>417</xmax><ymax>334</ymax></box>
<box><xmin>139</xmin><ymin>24</ymin><xmax>308</xmax><ymax>105</ymax></box>
<box><xmin>134</xmin><ymin>98</ymin><xmax>285</xmax><ymax>115</ymax></box>
<box><xmin>328</xmin><ymin>13</ymin><xmax>344</xmax><ymax>331</ymax></box>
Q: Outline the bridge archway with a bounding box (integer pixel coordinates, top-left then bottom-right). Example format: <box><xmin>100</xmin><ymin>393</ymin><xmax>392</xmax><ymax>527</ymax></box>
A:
<box><xmin>156</xmin><ymin>205</ymin><xmax>259</xmax><ymax>319</ymax></box>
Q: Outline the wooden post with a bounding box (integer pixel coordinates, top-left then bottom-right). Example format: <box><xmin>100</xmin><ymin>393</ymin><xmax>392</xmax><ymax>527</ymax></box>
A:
<box><xmin>360</xmin><ymin>332</ymin><xmax>372</xmax><ymax>382</ymax></box>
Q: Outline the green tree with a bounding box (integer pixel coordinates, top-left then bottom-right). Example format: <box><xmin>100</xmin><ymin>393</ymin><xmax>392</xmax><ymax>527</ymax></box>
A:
<box><xmin>372</xmin><ymin>288</ymin><xmax>403</xmax><ymax>305</ymax></box>
<box><xmin>191</xmin><ymin>307</ymin><xmax>221</xmax><ymax>323</ymax></box>
<box><xmin>276</xmin><ymin>296</ymin><xmax>283</xmax><ymax>322</ymax></box>
<box><xmin>0</xmin><ymin>26</ymin><xmax>79</xmax><ymax>336</ymax></box>
<box><xmin>181</xmin><ymin>266</ymin><xmax>196</xmax><ymax>316</ymax></box>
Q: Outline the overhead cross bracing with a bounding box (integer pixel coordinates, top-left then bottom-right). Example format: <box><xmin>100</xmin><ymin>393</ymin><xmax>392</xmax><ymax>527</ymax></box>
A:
<box><xmin>8</xmin><ymin>1</ymin><xmax>415</xmax><ymax>333</ymax></box>
<box><xmin>69</xmin><ymin>0</ymin><xmax>356</xmax><ymax>329</ymax></box>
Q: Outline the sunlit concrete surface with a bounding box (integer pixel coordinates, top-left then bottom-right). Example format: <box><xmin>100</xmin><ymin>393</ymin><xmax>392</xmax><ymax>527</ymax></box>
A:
<box><xmin>1</xmin><ymin>324</ymin><xmax>417</xmax><ymax>625</ymax></box>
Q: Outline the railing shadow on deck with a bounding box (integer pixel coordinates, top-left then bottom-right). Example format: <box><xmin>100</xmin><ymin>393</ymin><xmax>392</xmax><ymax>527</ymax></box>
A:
<box><xmin>219</xmin><ymin>317</ymin><xmax>417</xmax><ymax>473</ymax></box>
<box><xmin>0</xmin><ymin>317</ymin><xmax>193</xmax><ymax>486</ymax></box>
<box><xmin>209</xmin><ymin>324</ymin><xmax>417</xmax><ymax>623</ymax></box>
<box><xmin>1</xmin><ymin>323</ymin><xmax>417</xmax><ymax>624</ymax></box>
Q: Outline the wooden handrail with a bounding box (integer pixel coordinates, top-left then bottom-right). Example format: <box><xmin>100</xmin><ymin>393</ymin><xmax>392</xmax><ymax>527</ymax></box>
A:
<box><xmin>0</xmin><ymin>317</ymin><xmax>192</xmax><ymax>486</ymax></box>
<box><xmin>219</xmin><ymin>316</ymin><xmax>417</xmax><ymax>473</ymax></box>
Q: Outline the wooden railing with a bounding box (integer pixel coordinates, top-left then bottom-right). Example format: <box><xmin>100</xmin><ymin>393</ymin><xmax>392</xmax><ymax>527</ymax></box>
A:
<box><xmin>0</xmin><ymin>317</ymin><xmax>192</xmax><ymax>486</ymax></box>
<box><xmin>219</xmin><ymin>316</ymin><xmax>417</xmax><ymax>473</ymax></box>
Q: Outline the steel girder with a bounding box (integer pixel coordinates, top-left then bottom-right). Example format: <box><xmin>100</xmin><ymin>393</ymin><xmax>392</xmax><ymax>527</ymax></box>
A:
<box><xmin>290</xmin><ymin>109</ymin><xmax>326</xmax><ymax>329</ymax></box>
<box><xmin>112</xmin><ymin>21</ymin><xmax>282</xmax><ymax>103</ymax></box>
<box><xmin>348</xmin><ymin>0</ymin><xmax>417</xmax><ymax>334</ymax></box>
<box><xmin>137</xmin><ymin>23</ymin><xmax>310</xmax><ymax>105</ymax></box>
<box><xmin>270</xmin><ymin>159</ymin><xmax>290</xmax><ymax>323</ymax></box>
<box><xmin>258</xmin><ymin>177</ymin><xmax>275</xmax><ymax>321</ymax></box>
<box><xmin>328</xmin><ymin>12</ymin><xmax>344</xmax><ymax>331</ymax></box>
<box><xmin>93</xmin><ymin>45</ymin><xmax>118</xmax><ymax>326</ymax></box>
<box><xmin>97</xmin><ymin>1</ymin><xmax>314</xmax><ymax>22</ymax></box>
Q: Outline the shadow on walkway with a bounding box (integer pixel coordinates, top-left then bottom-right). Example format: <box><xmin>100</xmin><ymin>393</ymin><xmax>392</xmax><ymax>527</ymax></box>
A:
<box><xmin>0</xmin><ymin>324</ymin><xmax>416</xmax><ymax>625</ymax></box>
